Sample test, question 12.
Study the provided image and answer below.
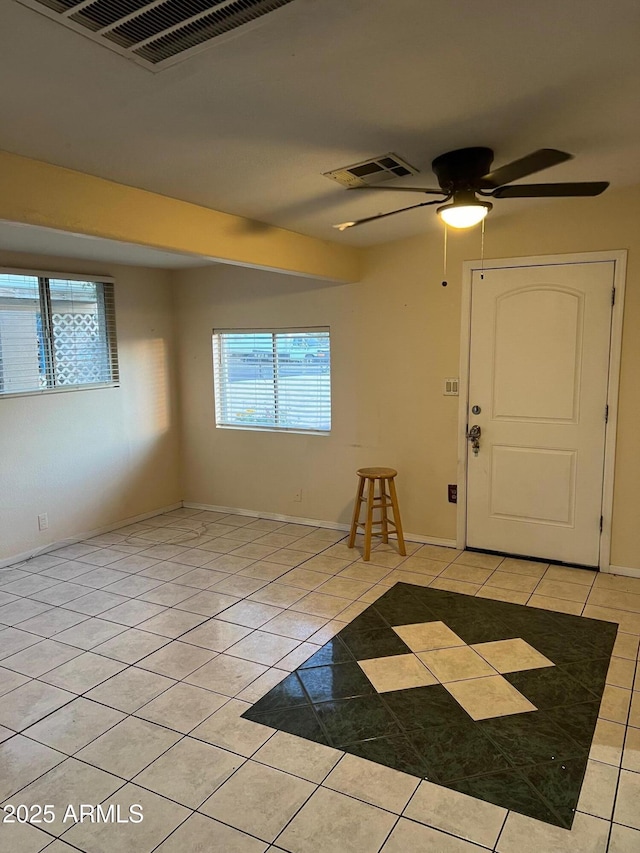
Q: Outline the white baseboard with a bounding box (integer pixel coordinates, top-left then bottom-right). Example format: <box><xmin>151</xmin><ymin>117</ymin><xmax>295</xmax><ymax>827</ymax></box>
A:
<box><xmin>3</xmin><ymin>499</ymin><xmax>459</xmax><ymax>569</ymax></box>
<box><xmin>1</xmin><ymin>502</ymin><xmax>183</xmax><ymax>569</ymax></box>
<box><xmin>183</xmin><ymin>502</ymin><xmax>458</xmax><ymax>548</ymax></box>
<box><xmin>607</xmin><ymin>564</ymin><xmax>640</xmax><ymax>579</ymax></box>
<box><xmin>405</xmin><ymin>534</ymin><xmax>458</xmax><ymax>548</ymax></box>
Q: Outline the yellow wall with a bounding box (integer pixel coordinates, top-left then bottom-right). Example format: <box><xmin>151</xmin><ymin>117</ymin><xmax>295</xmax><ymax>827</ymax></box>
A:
<box><xmin>0</xmin><ymin>150</ymin><xmax>361</xmax><ymax>283</ymax></box>
<box><xmin>0</xmin><ymin>251</ymin><xmax>182</xmax><ymax>561</ymax></box>
<box><xmin>175</xmin><ymin>185</ymin><xmax>640</xmax><ymax>569</ymax></box>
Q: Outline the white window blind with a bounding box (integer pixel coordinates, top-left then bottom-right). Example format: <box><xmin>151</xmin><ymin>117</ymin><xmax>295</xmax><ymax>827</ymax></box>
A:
<box><xmin>0</xmin><ymin>272</ymin><xmax>118</xmax><ymax>396</ymax></box>
<box><xmin>213</xmin><ymin>328</ymin><xmax>331</xmax><ymax>433</ymax></box>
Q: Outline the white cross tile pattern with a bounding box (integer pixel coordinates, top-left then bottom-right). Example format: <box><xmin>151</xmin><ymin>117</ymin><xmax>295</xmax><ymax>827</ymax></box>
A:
<box><xmin>392</xmin><ymin>621</ymin><xmax>466</xmax><ymax>652</ymax></box>
<box><xmin>359</xmin><ymin>654</ymin><xmax>438</xmax><ymax>693</ymax></box>
<box><xmin>358</xmin><ymin>621</ymin><xmax>555</xmax><ymax>720</ymax></box>
<box><xmin>472</xmin><ymin>637</ymin><xmax>554</xmax><ymax>673</ymax></box>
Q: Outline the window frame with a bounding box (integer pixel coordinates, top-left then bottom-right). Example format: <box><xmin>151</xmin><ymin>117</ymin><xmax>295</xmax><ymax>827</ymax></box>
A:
<box><xmin>212</xmin><ymin>326</ymin><xmax>331</xmax><ymax>435</ymax></box>
<box><xmin>0</xmin><ymin>267</ymin><xmax>119</xmax><ymax>399</ymax></box>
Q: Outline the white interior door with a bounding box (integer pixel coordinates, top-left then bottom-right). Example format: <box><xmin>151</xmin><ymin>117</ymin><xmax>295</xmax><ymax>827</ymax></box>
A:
<box><xmin>466</xmin><ymin>261</ymin><xmax>614</xmax><ymax>566</ymax></box>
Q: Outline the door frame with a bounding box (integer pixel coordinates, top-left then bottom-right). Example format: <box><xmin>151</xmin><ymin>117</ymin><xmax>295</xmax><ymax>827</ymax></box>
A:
<box><xmin>456</xmin><ymin>250</ymin><xmax>627</xmax><ymax>572</ymax></box>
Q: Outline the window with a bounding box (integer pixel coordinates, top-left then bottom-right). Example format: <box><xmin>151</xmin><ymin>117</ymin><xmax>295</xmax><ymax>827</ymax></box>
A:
<box><xmin>0</xmin><ymin>271</ymin><xmax>118</xmax><ymax>396</ymax></box>
<box><xmin>213</xmin><ymin>328</ymin><xmax>331</xmax><ymax>433</ymax></box>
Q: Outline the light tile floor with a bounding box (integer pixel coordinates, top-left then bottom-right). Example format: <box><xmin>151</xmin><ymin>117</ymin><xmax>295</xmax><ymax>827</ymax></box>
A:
<box><xmin>0</xmin><ymin>507</ymin><xmax>638</xmax><ymax>852</ymax></box>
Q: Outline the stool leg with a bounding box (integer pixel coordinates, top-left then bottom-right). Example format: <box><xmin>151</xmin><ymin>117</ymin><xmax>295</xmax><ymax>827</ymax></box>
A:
<box><xmin>388</xmin><ymin>477</ymin><xmax>406</xmax><ymax>556</ymax></box>
<box><xmin>363</xmin><ymin>478</ymin><xmax>376</xmax><ymax>561</ymax></box>
<box><xmin>348</xmin><ymin>476</ymin><xmax>365</xmax><ymax>549</ymax></box>
<box><xmin>380</xmin><ymin>478</ymin><xmax>389</xmax><ymax>544</ymax></box>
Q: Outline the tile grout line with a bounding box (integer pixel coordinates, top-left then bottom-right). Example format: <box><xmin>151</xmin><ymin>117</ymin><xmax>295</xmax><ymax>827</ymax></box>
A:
<box><xmin>604</xmin><ymin>653</ymin><xmax>639</xmax><ymax>849</ymax></box>
<box><xmin>13</xmin><ymin>693</ymin><xmax>278</xmax><ymax>848</ymax></box>
<box><xmin>492</xmin><ymin>809</ymin><xmax>510</xmax><ymax>852</ymax></box>
<box><xmin>374</xmin><ymin>812</ymin><xmax>402</xmax><ymax>853</ymax></box>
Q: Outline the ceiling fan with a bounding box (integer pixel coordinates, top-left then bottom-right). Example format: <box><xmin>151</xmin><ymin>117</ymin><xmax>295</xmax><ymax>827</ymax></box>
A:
<box><xmin>334</xmin><ymin>147</ymin><xmax>609</xmax><ymax>231</ymax></box>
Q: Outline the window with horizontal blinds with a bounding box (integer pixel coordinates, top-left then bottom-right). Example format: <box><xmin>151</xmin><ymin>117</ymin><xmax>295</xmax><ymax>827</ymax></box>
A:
<box><xmin>0</xmin><ymin>272</ymin><xmax>119</xmax><ymax>396</ymax></box>
<box><xmin>213</xmin><ymin>328</ymin><xmax>331</xmax><ymax>433</ymax></box>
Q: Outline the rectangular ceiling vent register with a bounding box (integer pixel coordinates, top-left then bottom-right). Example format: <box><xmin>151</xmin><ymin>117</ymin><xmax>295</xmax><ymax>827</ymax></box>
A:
<box><xmin>15</xmin><ymin>0</ymin><xmax>297</xmax><ymax>70</ymax></box>
<box><xmin>323</xmin><ymin>154</ymin><xmax>419</xmax><ymax>188</ymax></box>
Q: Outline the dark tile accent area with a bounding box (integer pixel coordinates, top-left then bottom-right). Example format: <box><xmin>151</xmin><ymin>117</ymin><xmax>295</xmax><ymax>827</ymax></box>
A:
<box><xmin>340</xmin><ymin>627</ymin><xmax>410</xmax><ymax>660</ymax></box>
<box><xmin>408</xmin><ymin>721</ymin><xmax>511</xmax><ymax>782</ymax></box>
<box><xmin>346</xmin><ymin>734</ymin><xmax>432</xmax><ymax>779</ymax></box>
<box><xmin>314</xmin><ymin>695</ymin><xmax>402</xmax><ymax>746</ymax></box>
<box><xmin>371</xmin><ymin>595</ymin><xmax>434</xmax><ymax>627</ymax></box>
<box><xmin>441</xmin><ymin>611</ymin><xmax>520</xmax><ymax>645</ymax></box>
<box><xmin>299</xmin><ymin>636</ymin><xmax>353</xmax><ymax>669</ymax></box>
<box><xmin>560</xmin><ymin>658</ymin><xmax>611</xmax><ymax>695</ymax></box>
<box><xmin>520</xmin><ymin>756</ymin><xmax>590</xmax><ymax>827</ymax></box>
<box><xmin>242</xmin><ymin>582</ymin><xmax>617</xmax><ymax>829</ymax></box>
<box><xmin>545</xmin><ymin>701</ymin><xmax>601</xmax><ymax>748</ymax></box>
<box><xmin>251</xmin><ymin>704</ymin><xmax>329</xmax><ymax>743</ymax></box>
<box><xmin>339</xmin><ymin>608</ymin><xmax>390</xmax><ymax>633</ymax></box>
<box><xmin>517</xmin><ymin>628</ymin><xmax>597</xmax><ymax>665</ymax></box>
<box><xmin>504</xmin><ymin>667</ymin><xmax>596</xmax><ymax>710</ymax></box>
<box><xmin>478</xmin><ymin>712</ymin><xmax>585</xmax><ymax>766</ymax></box>
<box><xmin>297</xmin><ymin>661</ymin><xmax>375</xmax><ymax>702</ymax></box>
<box><xmin>383</xmin><ymin>684</ymin><xmax>471</xmax><ymax>729</ymax></box>
<box><xmin>247</xmin><ymin>671</ymin><xmax>308</xmax><ymax>714</ymax></box>
<box><xmin>449</xmin><ymin>768</ymin><xmax>561</xmax><ymax>825</ymax></box>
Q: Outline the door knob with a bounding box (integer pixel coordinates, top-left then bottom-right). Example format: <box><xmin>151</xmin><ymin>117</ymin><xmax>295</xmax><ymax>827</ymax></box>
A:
<box><xmin>467</xmin><ymin>424</ymin><xmax>481</xmax><ymax>456</ymax></box>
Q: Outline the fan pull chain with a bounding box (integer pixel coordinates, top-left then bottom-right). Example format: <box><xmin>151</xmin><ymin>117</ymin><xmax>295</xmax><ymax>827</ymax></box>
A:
<box><xmin>480</xmin><ymin>218</ymin><xmax>486</xmax><ymax>280</ymax></box>
<box><xmin>442</xmin><ymin>223</ymin><xmax>448</xmax><ymax>286</ymax></box>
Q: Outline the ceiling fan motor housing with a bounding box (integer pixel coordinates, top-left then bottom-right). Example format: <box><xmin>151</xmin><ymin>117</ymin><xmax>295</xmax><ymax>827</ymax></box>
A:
<box><xmin>431</xmin><ymin>147</ymin><xmax>494</xmax><ymax>193</ymax></box>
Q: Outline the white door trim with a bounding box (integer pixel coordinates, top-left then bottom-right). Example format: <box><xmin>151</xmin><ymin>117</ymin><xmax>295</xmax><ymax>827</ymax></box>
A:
<box><xmin>456</xmin><ymin>250</ymin><xmax>627</xmax><ymax>572</ymax></box>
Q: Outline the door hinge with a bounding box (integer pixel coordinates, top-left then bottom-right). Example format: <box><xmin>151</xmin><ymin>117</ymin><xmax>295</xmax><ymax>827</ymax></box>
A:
<box><xmin>605</xmin><ymin>404</ymin><xmax>609</xmax><ymax>423</ymax></box>
<box><xmin>600</xmin><ymin>515</ymin><xmax>604</xmax><ymax>532</ymax></box>
<box><xmin>612</xmin><ymin>286</ymin><xmax>616</xmax><ymax>306</ymax></box>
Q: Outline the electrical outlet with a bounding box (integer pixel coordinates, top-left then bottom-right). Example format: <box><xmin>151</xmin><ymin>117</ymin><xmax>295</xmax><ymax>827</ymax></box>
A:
<box><xmin>38</xmin><ymin>512</ymin><xmax>49</xmax><ymax>531</ymax></box>
<box><xmin>293</xmin><ymin>489</ymin><xmax>303</xmax><ymax>502</ymax></box>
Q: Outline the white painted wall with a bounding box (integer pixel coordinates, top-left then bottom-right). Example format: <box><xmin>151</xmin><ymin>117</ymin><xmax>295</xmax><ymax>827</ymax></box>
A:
<box><xmin>0</xmin><ymin>252</ymin><xmax>181</xmax><ymax>561</ymax></box>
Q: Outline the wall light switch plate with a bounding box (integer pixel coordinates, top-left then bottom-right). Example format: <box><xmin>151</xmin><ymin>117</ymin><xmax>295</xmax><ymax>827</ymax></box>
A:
<box><xmin>444</xmin><ymin>378</ymin><xmax>459</xmax><ymax>396</ymax></box>
<box><xmin>38</xmin><ymin>513</ymin><xmax>49</xmax><ymax>531</ymax></box>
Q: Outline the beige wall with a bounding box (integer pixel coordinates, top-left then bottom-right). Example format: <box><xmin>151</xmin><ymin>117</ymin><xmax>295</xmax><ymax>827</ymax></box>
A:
<box><xmin>0</xmin><ymin>252</ymin><xmax>182</xmax><ymax>561</ymax></box>
<box><xmin>175</xmin><ymin>256</ymin><xmax>472</xmax><ymax>542</ymax></box>
<box><xmin>0</xmin><ymin>151</ymin><xmax>361</xmax><ymax>283</ymax></box>
<box><xmin>175</xmin><ymin>185</ymin><xmax>640</xmax><ymax>569</ymax></box>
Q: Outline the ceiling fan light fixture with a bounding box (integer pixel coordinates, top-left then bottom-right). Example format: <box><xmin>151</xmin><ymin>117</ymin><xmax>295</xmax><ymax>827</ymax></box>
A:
<box><xmin>437</xmin><ymin>193</ymin><xmax>492</xmax><ymax>229</ymax></box>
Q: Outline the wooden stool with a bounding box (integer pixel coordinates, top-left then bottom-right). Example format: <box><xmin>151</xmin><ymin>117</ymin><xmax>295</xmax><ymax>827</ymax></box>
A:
<box><xmin>348</xmin><ymin>467</ymin><xmax>406</xmax><ymax>561</ymax></box>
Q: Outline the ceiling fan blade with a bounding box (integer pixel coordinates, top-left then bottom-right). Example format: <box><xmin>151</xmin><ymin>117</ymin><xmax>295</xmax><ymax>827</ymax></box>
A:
<box><xmin>493</xmin><ymin>181</ymin><xmax>609</xmax><ymax>199</ymax></box>
<box><xmin>333</xmin><ymin>198</ymin><xmax>446</xmax><ymax>230</ymax></box>
<box><xmin>479</xmin><ymin>149</ymin><xmax>573</xmax><ymax>189</ymax></box>
<box><xmin>348</xmin><ymin>186</ymin><xmax>445</xmax><ymax>195</ymax></box>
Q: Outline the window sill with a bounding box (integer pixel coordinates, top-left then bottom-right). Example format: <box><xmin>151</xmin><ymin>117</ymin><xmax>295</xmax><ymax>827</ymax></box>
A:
<box><xmin>215</xmin><ymin>424</ymin><xmax>330</xmax><ymax>437</ymax></box>
<box><xmin>0</xmin><ymin>382</ymin><xmax>120</xmax><ymax>401</ymax></box>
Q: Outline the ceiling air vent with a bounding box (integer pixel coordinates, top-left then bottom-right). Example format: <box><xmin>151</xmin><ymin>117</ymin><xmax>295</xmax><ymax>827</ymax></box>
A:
<box><xmin>15</xmin><ymin>0</ymin><xmax>298</xmax><ymax>70</ymax></box>
<box><xmin>323</xmin><ymin>154</ymin><xmax>419</xmax><ymax>188</ymax></box>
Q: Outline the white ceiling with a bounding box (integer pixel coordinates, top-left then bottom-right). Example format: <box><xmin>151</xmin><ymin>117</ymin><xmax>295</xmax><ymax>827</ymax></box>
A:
<box><xmin>0</xmin><ymin>221</ymin><xmax>216</xmax><ymax>268</ymax></box>
<box><xmin>1</xmin><ymin>0</ymin><xmax>639</xmax><ymax>249</ymax></box>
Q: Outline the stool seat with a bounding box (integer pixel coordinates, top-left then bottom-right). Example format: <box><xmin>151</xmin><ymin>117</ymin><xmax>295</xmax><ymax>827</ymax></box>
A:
<box><xmin>348</xmin><ymin>467</ymin><xmax>406</xmax><ymax>561</ymax></box>
<box><xmin>357</xmin><ymin>467</ymin><xmax>397</xmax><ymax>478</ymax></box>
